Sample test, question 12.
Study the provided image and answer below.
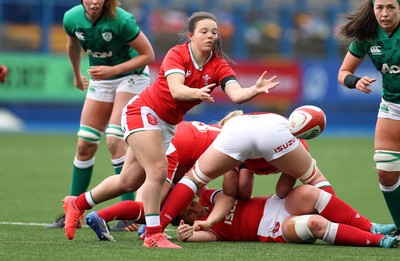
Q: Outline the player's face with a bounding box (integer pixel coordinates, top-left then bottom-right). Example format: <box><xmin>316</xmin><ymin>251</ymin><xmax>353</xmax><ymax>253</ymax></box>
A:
<box><xmin>179</xmin><ymin>200</ymin><xmax>209</xmax><ymax>225</ymax></box>
<box><xmin>82</xmin><ymin>0</ymin><xmax>105</xmax><ymax>21</ymax></box>
<box><xmin>374</xmin><ymin>0</ymin><xmax>400</xmax><ymax>33</ymax></box>
<box><xmin>189</xmin><ymin>19</ymin><xmax>219</xmax><ymax>53</ymax></box>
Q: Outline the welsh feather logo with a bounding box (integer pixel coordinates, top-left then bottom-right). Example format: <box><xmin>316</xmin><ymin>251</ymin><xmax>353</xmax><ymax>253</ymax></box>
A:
<box><xmin>102</xmin><ymin>32</ymin><xmax>112</xmax><ymax>42</ymax></box>
<box><xmin>370</xmin><ymin>46</ymin><xmax>381</xmax><ymax>55</ymax></box>
<box><xmin>203</xmin><ymin>74</ymin><xmax>211</xmax><ymax>85</ymax></box>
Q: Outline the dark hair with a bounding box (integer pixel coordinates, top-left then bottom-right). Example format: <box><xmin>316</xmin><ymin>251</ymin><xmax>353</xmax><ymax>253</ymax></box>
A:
<box><xmin>180</xmin><ymin>11</ymin><xmax>233</xmax><ymax>63</ymax></box>
<box><xmin>170</xmin><ymin>216</ymin><xmax>181</xmax><ymax>227</ymax></box>
<box><xmin>336</xmin><ymin>0</ymin><xmax>377</xmax><ymax>42</ymax></box>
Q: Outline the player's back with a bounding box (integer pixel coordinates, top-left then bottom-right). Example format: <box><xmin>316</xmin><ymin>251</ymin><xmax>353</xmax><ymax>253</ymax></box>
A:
<box><xmin>174</xmin><ymin>121</ymin><xmax>221</xmax><ymax>166</ymax></box>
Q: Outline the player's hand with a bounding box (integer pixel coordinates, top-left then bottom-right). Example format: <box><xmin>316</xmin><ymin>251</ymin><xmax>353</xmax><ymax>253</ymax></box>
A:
<box><xmin>74</xmin><ymin>75</ymin><xmax>89</xmax><ymax>91</ymax></box>
<box><xmin>193</xmin><ymin>220</ymin><xmax>212</xmax><ymax>231</ymax></box>
<box><xmin>0</xmin><ymin>65</ymin><xmax>8</xmax><ymax>83</ymax></box>
<box><xmin>356</xmin><ymin>76</ymin><xmax>376</xmax><ymax>94</ymax></box>
<box><xmin>198</xmin><ymin>83</ymin><xmax>216</xmax><ymax>102</ymax></box>
<box><xmin>177</xmin><ymin>220</ymin><xmax>193</xmax><ymax>242</ymax></box>
<box><xmin>87</xmin><ymin>66</ymin><xmax>114</xmax><ymax>81</ymax></box>
<box><xmin>255</xmin><ymin>71</ymin><xmax>279</xmax><ymax>94</ymax></box>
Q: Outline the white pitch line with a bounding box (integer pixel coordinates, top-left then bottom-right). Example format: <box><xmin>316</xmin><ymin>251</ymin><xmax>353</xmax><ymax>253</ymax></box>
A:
<box><xmin>0</xmin><ymin>221</ymin><xmax>175</xmax><ymax>232</ymax></box>
<box><xmin>0</xmin><ymin>221</ymin><xmax>48</xmax><ymax>226</ymax></box>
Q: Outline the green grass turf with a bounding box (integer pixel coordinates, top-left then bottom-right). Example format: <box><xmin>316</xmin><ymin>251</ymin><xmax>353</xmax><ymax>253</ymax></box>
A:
<box><xmin>0</xmin><ymin>134</ymin><xmax>399</xmax><ymax>260</ymax></box>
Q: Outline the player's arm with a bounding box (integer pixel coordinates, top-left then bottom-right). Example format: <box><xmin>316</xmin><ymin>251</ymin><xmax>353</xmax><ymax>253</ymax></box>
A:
<box><xmin>224</xmin><ymin>71</ymin><xmax>279</xmax><ymax>104</ymax></box>
<box><xmin>338</xmin><ymin>51</ymin><xmax>375</xmax><ymax>92</ymax></box>
<box><xmin>222</xmin><ymin>168</ymin><xmax>239</xmax><ymax>198</ymax></box>
<box><xmin>237</xmin><ymin>165</ymin><xmax>254</xmax><ymax>200</ymax></box>
<box><xmin>167</xmin><ymin>73</ymin><xmax>216</xmax><ymax>102</ymax></box>
<box><xmin>114</xmin><ymin>31</ymin><xmax>155</xmax><ymax>76</ymax></box>
<box><xmin>275</xmin><ymin>173</ymin><xmax>297</xmax><ymax>198</ymax></box>
<box><xmin>177</xmin><ymin>220</ymin><xmax>218</xmax><ymax>242</ymax></box>
<box><xmin>66</xmin><ymin>35</ymin><xmax>83</xmax><ymax>79</ymax></box>
<box><xmin>193</xmin><ymin>191</ymin><xmax>235</xmax><ymax>231</ymax></box>
<box><xmin>66</xmin><ymin>35</ymin><xmax>89</xmax><ymax>91</ymax></box>
<box><xmin>222</xmin><ymin>165</ymin><xmax>254</xmax><ymax>200</ymax></box>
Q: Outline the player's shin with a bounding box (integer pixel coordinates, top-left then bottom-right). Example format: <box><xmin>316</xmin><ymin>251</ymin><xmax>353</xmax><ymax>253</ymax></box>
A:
<box><xmin>324</xmin><ymin>222</ymin><xmax>383</xmax><ymax>247</ymax></box>
<box><xmin>160</xmin><ymin>176</ymin><xmax>198</xmax><ymax>230</ymax></box>
<box><xmin>315</xmin><ymin>190</ymin><xmax>371</xmax><ymax>231</ymax></box>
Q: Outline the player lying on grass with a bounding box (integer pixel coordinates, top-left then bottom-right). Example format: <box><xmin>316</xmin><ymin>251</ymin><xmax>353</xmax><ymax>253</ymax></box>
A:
<box><xmin>85</xmin><ymin>185</ymin><xmax>398</xmax><ymax>248</ymax></box>
<box><xmin>175</xmin><ymin>186</ymin><xmax>399</xmax><ymax>248</ymax></box>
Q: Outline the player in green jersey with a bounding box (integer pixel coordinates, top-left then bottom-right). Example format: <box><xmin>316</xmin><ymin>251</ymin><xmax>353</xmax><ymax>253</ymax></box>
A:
<box><xmin>45</xmin><ymin>0</ymin><xmax>155</xmax><ymax>231</ymax></box>
<box><xmin>337</xmin><ymin>0</ymin><xmax>400</xmax><ymax>233</ymax></box>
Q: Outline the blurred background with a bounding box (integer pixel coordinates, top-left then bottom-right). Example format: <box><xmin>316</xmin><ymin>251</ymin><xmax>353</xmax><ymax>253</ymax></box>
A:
<box><xmin>0</xmin><ymin>0</ymin><xmax>379</xmax><ymax>136</ymax></box>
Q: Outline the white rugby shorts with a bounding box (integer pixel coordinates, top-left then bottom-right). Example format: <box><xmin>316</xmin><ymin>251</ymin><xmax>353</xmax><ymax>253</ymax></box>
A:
<box><xmin>378</xmin><ymin>98</ymin><xmax>400</xmax><ymax>120</ymax></box>
<box><xmin>121</xmin><ymin>96</ymin><xmax>176</xmax><ymax>151</ymax></box>
<box><xmin>212</xmin><ymin>113</ymin><xmax>299</xmax><ymax>162</ymax></box>
<box><xmin>87</xmin><ymin>66</ymin><xmax>150</xmax><ymax>102</ymax></box>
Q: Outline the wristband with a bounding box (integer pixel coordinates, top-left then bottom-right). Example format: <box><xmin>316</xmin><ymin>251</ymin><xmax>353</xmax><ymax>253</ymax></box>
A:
<box><xmin>344</xmin><ymin>74</ymin><xmax>361</xmax><ymax>89</ymax></box>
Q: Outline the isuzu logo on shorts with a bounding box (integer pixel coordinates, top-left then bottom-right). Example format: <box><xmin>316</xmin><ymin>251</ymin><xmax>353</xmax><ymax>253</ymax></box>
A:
<box><xmin>370</xmin><ymin>46</ymin><xmax>381</xmax><ymax>55</ymax></box>
<box><xmin>274</xmin><ymin>137</ymin><xmax>297</xmax><ymax>153</ymax></box>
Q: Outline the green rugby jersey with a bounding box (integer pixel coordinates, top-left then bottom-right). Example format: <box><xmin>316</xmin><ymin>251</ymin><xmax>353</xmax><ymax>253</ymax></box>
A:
<box><xmin>63</xmin><ymin>5</ymin><xmax>144</xmax><ymax>79</ymax></box>
<box><xmin>349</xmin><ymin>25</ymin><xmax>400</xmax><ymax>104</ymax></box>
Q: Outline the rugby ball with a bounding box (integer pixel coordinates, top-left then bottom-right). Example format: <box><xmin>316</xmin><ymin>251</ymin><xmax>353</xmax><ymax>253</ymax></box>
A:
<box><xmin>288</xmin><ymin>105</ymin><xmax>326</xmax><ymax>139</ymax></box>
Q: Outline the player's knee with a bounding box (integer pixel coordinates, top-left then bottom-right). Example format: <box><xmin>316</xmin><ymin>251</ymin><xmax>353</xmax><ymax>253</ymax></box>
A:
<box><xmin>77</xmin><ymin>125</ymin><xmax>102</xmax><ymax>144</ymax></box>
<box><xmin>374</xmin><ymin>150</ymin><xmax>400</xmax><ymax>172</ymax></box>
<box><xmin>105</xmin><ymin>125</ymin><xmax>125</xmax><ymax>154</ymax></box>
<box><xmin>298</xmin><ymin>158</ymin><xmax>318</xmax><ymax>184</ymax></box>
<box><xmin>105</xmin><ymin>124</ymin><xmax>124</xmax><ymax>140</ymax></box>
<box><xmin>119</xmin><ymin>176</ymin><xmax>138</xmax><ymax>192</ymax></box>
<box><xmin>290</xmin><ymin>215</ymin><xmax>317</xmax><ymax>243</ymax></box>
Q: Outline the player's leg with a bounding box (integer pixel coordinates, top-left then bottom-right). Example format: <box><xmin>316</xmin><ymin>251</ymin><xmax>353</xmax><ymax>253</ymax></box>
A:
<box><xmin>109</xmin><ymin>72</ymin><xmax>149</xmax><ymax>204</ymax></box>
<box><xmin>86</xmin><ymin>201</ymin><xmax>145</xmax><ymax>241</ymax></box>
<box><xmin>268</xmin><ymin>142</ymin><xmax>334</xmax><ymax>195</ymax></box>
<box><xmin>63</xmin><ymin>147</ymin><xmax>146</xmax><ymax>240</ymax></box>
<box><xmin>106</xmin><ymin>91</ymin><xmax>138</xmax><ymax>231</ymax></box>
<box><xmin>127</xmin><ymin>129</ymin><xmax>181</xmax><ymax>248</ymax></box>
<box><xmin>71</xmin><ymin>98</ymin><xmax>112</xmax><ymax>196</ymax></box>
<box><xmin>374</xmin><ymin>115</ymin><xmax>400</xmax><ymax>231</ymax></box>
<box><xmin>160</xmin><ymin>145</ymin><xmax>241</xmax><ymax>229</ymax></box>
<box><xmin>284</xmin><ymin>185</ymin><xmax>396</xmax><ymax>235</ymax></box>
<box><xmin>282</xmin><ymin>214</ymin><xmax>398</xmax><ymax>248</ymax></box>
<box><xmin>46</xmin><ymin>98</ymin><xmax>111</xmax><ymax>229</ymax></box>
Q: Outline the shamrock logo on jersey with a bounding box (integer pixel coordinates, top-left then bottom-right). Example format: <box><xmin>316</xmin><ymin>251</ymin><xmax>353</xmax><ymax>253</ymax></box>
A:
<box><xmin>102</xmin><ymin>32</ymin><xmax>112</xmax><ymax>42</ymax></box>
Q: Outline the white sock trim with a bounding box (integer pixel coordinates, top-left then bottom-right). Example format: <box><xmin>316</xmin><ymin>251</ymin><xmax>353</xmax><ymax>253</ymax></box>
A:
<box><xmin>180</xmin><ymin>176</ymin><xmax>198</xmax><ymax>194</ymax></box>
<box><xmin>74</xmin><ymin>157</ymin><xmax>95</xmax><ymax>169</ymax></box>
<box><xmin>379</xmin><ymin>178</ymin><xmax>400</xmax><ymax>192</ymax></box>
<box><xmin>322</xmin><ymin>221</ymin><xmax>338</xmax><ymax>245</ymax></box>
<box><xmin>85</xmin><ymin>191</ymin><xmax>96</xmax><ymax>207</ymax></box>
<box><xmin>315</xmin><ymin>190</ymin><xmax>332</xmax><ymax>213</ymax></box>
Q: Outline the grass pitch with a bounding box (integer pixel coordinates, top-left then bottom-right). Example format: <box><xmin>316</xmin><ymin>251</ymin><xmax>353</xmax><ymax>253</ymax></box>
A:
<box><xmin>0</xmin><ymin>134</ymin><xmax>399</xmax><ymax>260</ymax></box>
